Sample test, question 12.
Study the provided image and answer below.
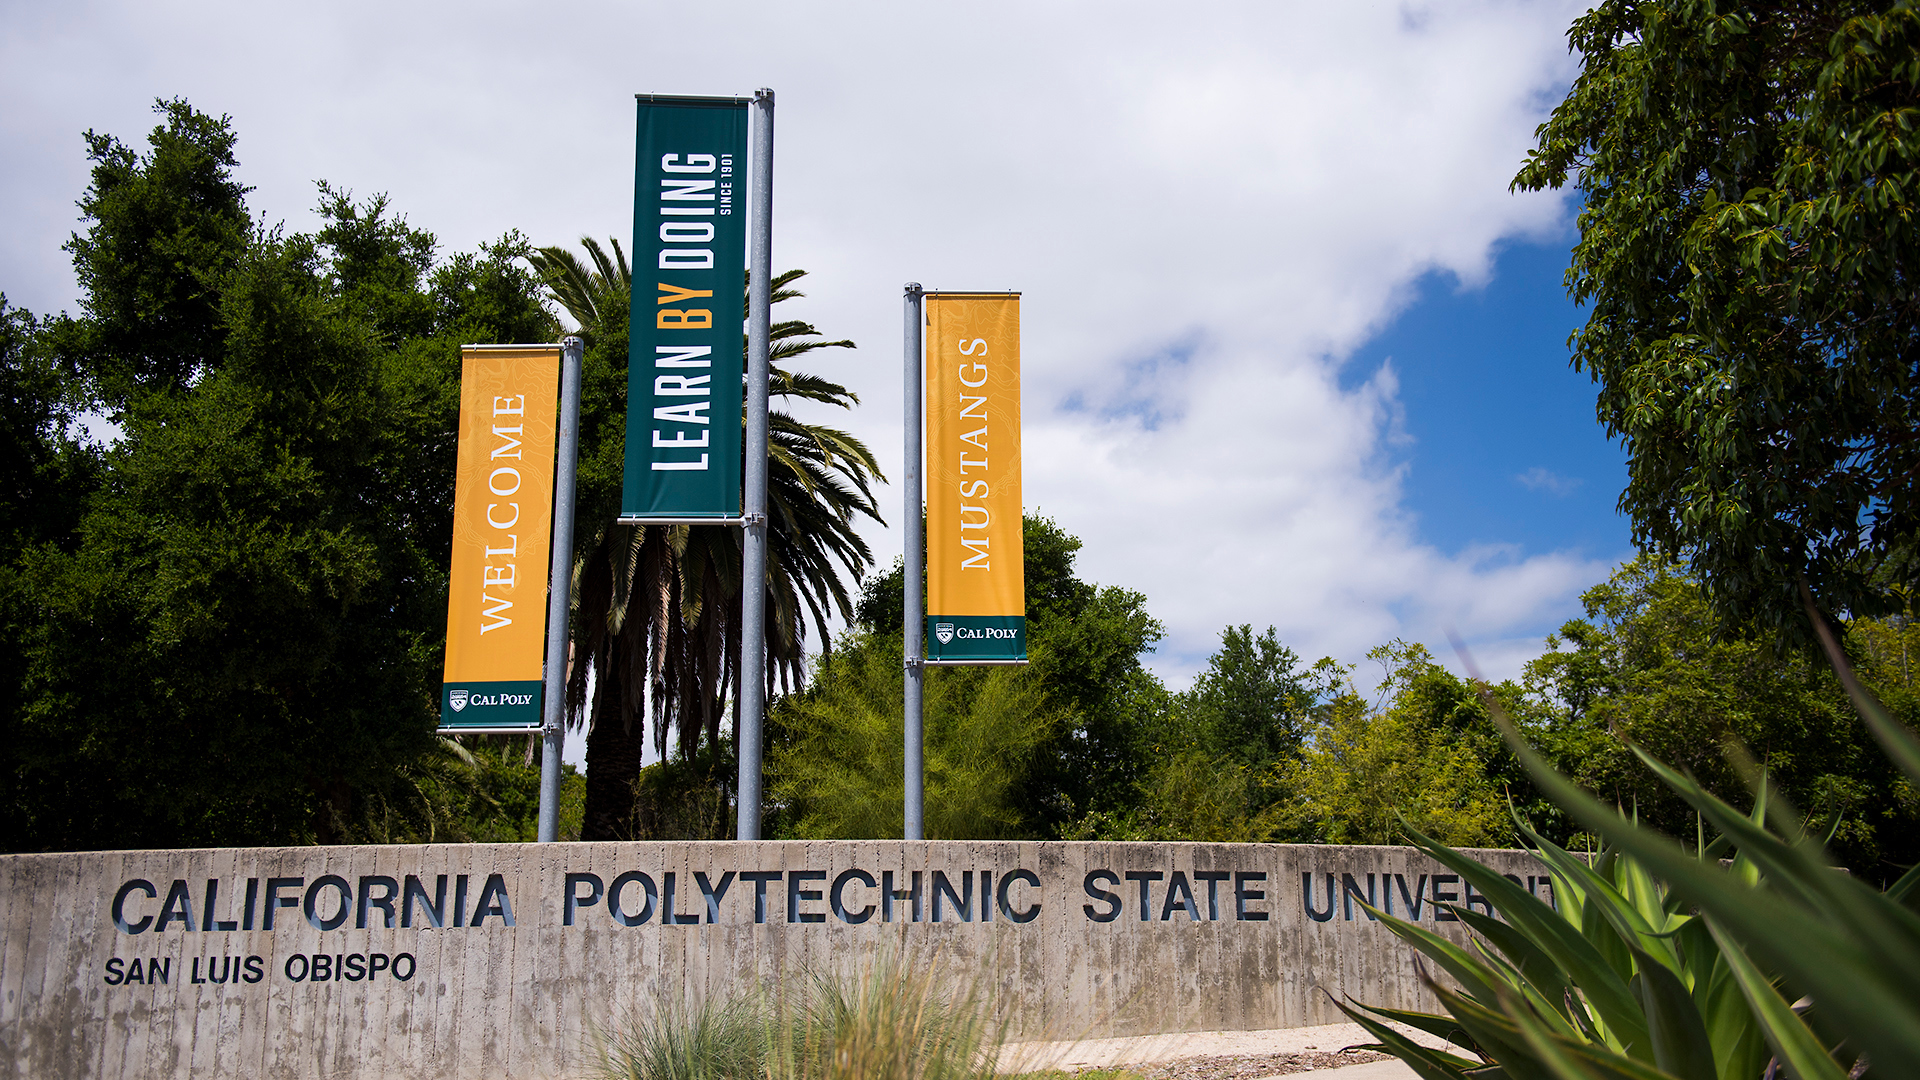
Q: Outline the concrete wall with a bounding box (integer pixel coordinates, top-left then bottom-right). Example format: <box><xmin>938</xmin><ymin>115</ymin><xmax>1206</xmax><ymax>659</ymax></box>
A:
<box><xmin>0</xmin><ymin>841</ymin><xmax>1545</xmax><ymax>1079</ymax></box>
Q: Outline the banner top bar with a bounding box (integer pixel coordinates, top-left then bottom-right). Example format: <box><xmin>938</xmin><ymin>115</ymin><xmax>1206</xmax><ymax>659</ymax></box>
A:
<box><xmin>635</xmin><ymin>93</ymin><xmax>752</xmax><ymax>105</ymax></box>
<box><xmin>923</xmin><ymin>290</ymin><xmax>1022</xmax><ymax>297</ymax></box>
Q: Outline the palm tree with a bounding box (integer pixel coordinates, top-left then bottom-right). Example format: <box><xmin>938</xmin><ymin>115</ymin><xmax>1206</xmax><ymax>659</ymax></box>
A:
<box><xmin>530</xmin><ymin>238</ymin><xmax>884</xmax><ymax>838</ymax></box>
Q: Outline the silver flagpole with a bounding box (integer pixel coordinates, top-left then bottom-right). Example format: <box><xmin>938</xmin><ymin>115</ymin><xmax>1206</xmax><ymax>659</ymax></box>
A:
<box><xmin>903</xmin><ymin>283</ymin><xmax>925</xmax><ymax>841</ymax></box>
<box><xmin>737</xmin><ymin>88</ymin><xmax>775</xmax><ymax>841</ymax></box>
<box><xmin>537</xmin><ymin>335</ymin><xmax>584</xmax><ymax>843</ymax></box>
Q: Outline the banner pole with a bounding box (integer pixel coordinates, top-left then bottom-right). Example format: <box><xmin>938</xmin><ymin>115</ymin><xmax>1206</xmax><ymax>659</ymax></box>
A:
<box><xmin>537</xmin><ymin>335</ymin><xmax>584</xmax><ymax>843</ymax></box>
<box><xmin>903</xmin><ymin>283</ymin><xmax>925</xmax><ymax>841</ymax></box>
<box><xmin>737</xmin><ymin>88</ymin><xmax>775</xmax><ymax>841</ymax></box>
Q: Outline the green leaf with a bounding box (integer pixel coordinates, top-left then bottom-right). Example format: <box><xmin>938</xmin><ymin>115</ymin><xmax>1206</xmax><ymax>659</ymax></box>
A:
<box><xmin>1801</xmin><ymin>578</ymin><xmax>1920</xmax><ymax>789</ymax></box>
<box><xmin>1703</xmin><ymin>918</ymin><xmax>1847</xmax><ymax>1080</ymax></box>
<box><xmin>1626</xmin><ymin>945</ymin><xmax>1716</xmax><ymax>1080</ymax></box>
<box><xmin>1403</xmin><ymin>826</ymin><xmax>1653</xmax><ymax>1059</ymax></box>
<box><xmin>1485</xmin><ymin>702</ymin><xmax>1920</xmax><ymax>1076</ymax></box>
<box><xmin>1332</xmin><ymin>998</ymin><xmax>1483</xmax><ymax>1080</ymax></box>
<box><xmin>1354</xmin><ymin>1003</ymin><xmax>1482</xmax><ymax>1055</ymax></box>
<box><xmin>1364</xmin><ymin>900</ymin><xmax>1510</xmax><ymax>1008</ymax></box>
<box><xmin>1500</xmin><ymin>988</ymin><xmax>1683</xmax><ymax>1080</ymax></box>
<box><xmin>1453</xmin><ymin>906</ymin><xmax>1578</xmax><ymax>1030</ymax></box>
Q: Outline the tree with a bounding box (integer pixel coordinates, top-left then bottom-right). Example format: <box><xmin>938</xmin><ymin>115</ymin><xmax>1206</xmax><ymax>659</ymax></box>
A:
<box><xmin>2</xmin><ymin>101</ymin><xmax>557</xmax><ymax>851</ymax></box>
<box><xmin>768</xmin><ymin>631</ymin><xmax>1061</xmax><ymax>839</ymax></box>
<box><xmin>1516</xmin><ymin>1</ymin><xmax>1920</xmax><ymax>639</ymax></box>
<box><xmin>1177</xmin><ymin>624</ymin><xmax>1319</xmax><ymax>771</ymax></box>
<box><xmin>852</xmin><ymin>514</ymin><xmax>1167</xmax><ymax>835</ymax></box>
<box><xmin>1279</xmin><ymin>692</ymin><xmax>1511</xmax><ymax>848</ymax></box>
<box><xmin>529</xmin><ymin>239</ymin><xmax>884</xmax><ymax>839</ymax></box>
<box><xmin>1525</xmin><ymin>558</ymin><xmax>1919</xmax><ymax>876</ymax></box>
<box><xmin>0</xmin><ymin>296</ymin><xmax>94</xmax><ymax>558</ymax></box>
<box><xmin>1060</xmin><ymin>625</ymin><xmax>1326</xmax><ymax>843</ymax></box>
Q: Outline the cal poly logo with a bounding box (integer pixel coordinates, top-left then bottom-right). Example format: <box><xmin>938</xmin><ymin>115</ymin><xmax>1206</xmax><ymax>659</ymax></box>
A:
<box><xmin>449</xmin><ymin>689</ymin><xmax>470</xmax><ymax>712</ymax></box>
<box><xmin>934</xmin><ymin>623</ymin><xmax>955</xmax><ymax>645</ymax></box>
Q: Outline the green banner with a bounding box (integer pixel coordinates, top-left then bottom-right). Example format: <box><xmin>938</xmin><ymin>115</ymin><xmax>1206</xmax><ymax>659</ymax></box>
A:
<box><xmin>440</xmin><ymin>680</ymin><xmax>544</xmax><ymax>730</ymax></box>
<box><xmin>925</xmin><ymin>616</ymin><xmax>1028</xmax><ymax>663</ymax></box>
<box><xmin>623</xmin><ymin>95</ymin><xmax>749</xmax><ymax>519</ymax></box>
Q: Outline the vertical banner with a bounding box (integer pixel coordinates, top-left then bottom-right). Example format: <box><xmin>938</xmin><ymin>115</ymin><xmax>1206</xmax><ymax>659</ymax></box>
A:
<box><xmin>925</xmin><ymin>294</ymin><xmax>1025</xmax><ymax>662</ymax></box>
<box><xmin>623</xmin><ymin>95</ymin><xmax>750</xmax><ymax>519</ymax></box>
<box><xmin>442</xmin><ymin>345</ymin><xmax>561</xmax><ymax>730</ymax></box>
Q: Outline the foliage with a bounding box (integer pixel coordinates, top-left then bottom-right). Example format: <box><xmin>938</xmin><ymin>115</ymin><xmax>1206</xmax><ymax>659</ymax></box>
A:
<box><xmin>1527</xmin><ymin>558</ymin><xmax>1920</xmax><ymax>878</ymax></box>
<box><xmin>1063</xmin><ymin>624</ymin><xmax>1325</xmax><ymax>843</ymax></box>
<box><xmin>1</xmin><ymin>99</ymin><xmax>559</xmax><ymax>851</ymax></box>
<box><xmin>343</xmin><ymin>737</ymin><xmax>586</xmax><ymax>844</ymax></box>
<box><xmin>594</xmin><ymin>992</ymin><xmax>765</xmax><ymax>1080</ymax></box>
<box><xmin>1060</xmin><ymin>749</ymin><xmax>1291</xmax><ymax>843</ymax></box>
<box><xmin>529</xmin><ymin>239</ymin><xmax>883</xmax><ymax>841</ymax></box>
<box><xmin>855</xmin><ymin>514</ymin><xmax>1167</xmax><ymax>835</ymax></box>
<box><xmin>822</xmin><ymin>514</ymin><xmax>1164</xmax><ymax>838</ymax></box>
<box><xmin>1276</xmin><ymin>646</ymin><xmax>1517</xmax><ymax>848</ymax></box>
<box><xmin>1180</xmin><ymin>624</ymin><xmax>1321</xmax><ymax>771</ymax></box>
<box><xmin>1342</xmin><ymin>824</ymin><xmax>1779</xmax><ymax>1080</ymax></box>
<box><xmin>0</xmin><ymin>295</ymin><xmax>93</xmax><ymax>553</ymax></box>
<box><xmin>0</xmin><ymin>295</ymin><xmax>97</xmax><ymax>787</ymax></box>
<box><xmin>1515</xmin><ymin>0</ymin><xmax>1920</xmax><ymax>640</ymax></box>
<box><xmin>61</xmin><ymin>97</ymin><xmax>252</xmax><ymax>409</ymax></box>
<box><xmin>619</xmin><ymin>755</ymin><xmax>739</xmax><ymax>842</ymax></box>
<box><xmin>591</xmin><ymin>949</ymin><xmax>1008</xmax><ymax>1080</ymax></box>
<box><xmin>1071</xmin><ymin>636</ymin><xmax>1535</xmax><ymax>848</ymax></box>
<box><xmin>1346</xmin><ymin>611</ymin><xmax>1920</xmax><ymax>1079</ymax></box>
<box><xmin>768</xmin><ymin>631</ymin><xmax>1062</xmax><ymax>839</ymax></box>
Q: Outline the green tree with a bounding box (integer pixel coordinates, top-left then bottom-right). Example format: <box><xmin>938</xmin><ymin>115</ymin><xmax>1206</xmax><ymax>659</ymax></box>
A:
<box><xmin>1062</xmin><ymin>625</ymin><xmax>1326</xmax><ymax>843</ymax></box>
<box><xmin>56</xmin><ymin>98</ymin><xmax>252</xmax><ymax>411</ymax></box>
<box><xmin>1526</xmin><ymin>557</ymin><xmax>1920</xmax><ymax>876</ymax></box>
<box><xmin>345</xmin><ymin>737</ymin><xmax>587</xmax><ymax>844</ymax></box>
<box><xmin>768</xmin><ymin>631</ymin><xmax>1062</xmax><ymax>839</ymax></box>
<box><xmin>1275</xmin><ymin>643</ymin><xmax>1523</xmax><ymax>848</ymax></box>
<box><xmin>1516</xmin><ymin>1</ymin><xmax>1920</xmax><ymax>638</ymax></box>
<box><xmin>530</xmin><ymin>239</ymin><xmax>884</xmax><ymax>839</ymax></box>
<box><xmin>2</xmin><ymin>101</ymin><xmax>557</xmax><ymax>851</ymax></box>
<box><xmin>852</xmin><ymin>514</ymin><xmax>1166</xmax><ymax>835</ymax></box>
<box><xmin>1177</xmin><ymin>624</ymin><xmax>1319</xmax><ymax>770</ymax></box>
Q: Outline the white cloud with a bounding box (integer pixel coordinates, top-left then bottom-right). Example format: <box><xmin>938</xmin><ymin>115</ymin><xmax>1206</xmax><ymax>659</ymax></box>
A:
<box><xmin>1517</xmin><ymin>466</ymin><xmax>1584</xmax><ymax>497</ymax></box>
<box><xmin>1</xmin><ymin>0</ymin><xmax>1612</xmax><ymax>688</ymax></box>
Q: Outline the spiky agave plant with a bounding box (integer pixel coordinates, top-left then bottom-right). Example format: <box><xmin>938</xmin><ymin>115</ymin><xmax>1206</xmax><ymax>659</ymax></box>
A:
<box><xmin>1340</xmin><ymin>601</ymin><xmax>1920</xmax><ymax>1080</ymax></box>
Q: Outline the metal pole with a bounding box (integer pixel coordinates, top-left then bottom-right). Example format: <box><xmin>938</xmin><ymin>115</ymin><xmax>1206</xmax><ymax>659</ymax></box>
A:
<box><xmin>737</xmin><ymin>88</ymin><xmax>775</xmax><ymax>841</ymax></box>
<box><xmin>903</xmin><ymin>284</ymin><xmax>925</xmax><ymax>841</ymax></box>
<box><xmin>538</xmin><ymin>335</ymin><xmax>585</xmax><ymax>843</ymax></box>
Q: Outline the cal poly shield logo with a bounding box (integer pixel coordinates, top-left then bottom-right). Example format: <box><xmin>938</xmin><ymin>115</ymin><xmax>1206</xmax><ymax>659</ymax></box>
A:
<box><xmin>934</xmin><ymin>622</ymin><xmax>955</xmax><ymax>645</ymax></box>
<box><xmin>449</xmin><ymin>689</ymin><xmax>470</xmax><ymax>712</ymax></box>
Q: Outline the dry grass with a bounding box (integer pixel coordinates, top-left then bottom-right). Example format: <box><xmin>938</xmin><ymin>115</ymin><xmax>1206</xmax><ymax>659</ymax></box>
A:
<box><xmin>590</xmin><ymin>949</ymin><xmax>1015</xmax><ymax>1080</ymax></box>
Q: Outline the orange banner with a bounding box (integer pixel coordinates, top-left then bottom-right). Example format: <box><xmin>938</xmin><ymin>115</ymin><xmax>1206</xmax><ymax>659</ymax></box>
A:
<box><xmin>925</xmin><ymin>294</ymin><xmax>1024</xmax><ymax>661</ymax></box>
<box><xmin>442</xmin><ymin>345</ymin><xmax>560</xmax><ymax>728</ymax></box>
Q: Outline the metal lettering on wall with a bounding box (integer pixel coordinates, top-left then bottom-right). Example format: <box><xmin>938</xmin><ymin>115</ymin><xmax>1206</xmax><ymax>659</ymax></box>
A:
<box><xmin>92</xmin><ymin>859</ymin><xmax>1552</xmax><ymax>989</ymax></box>
<box><xmin>1</xmin><ymin>842</ymin><xmax>1546</xmax><ymax>1080</ymax></box>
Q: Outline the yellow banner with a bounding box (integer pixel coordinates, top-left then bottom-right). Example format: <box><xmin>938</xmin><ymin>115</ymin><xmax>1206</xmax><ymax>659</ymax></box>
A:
<box><xmin>925</xmin><ymin>294</ymin><xmax>1024</xmax><ymax>661</ymax></box>
<box><xmin>442</xmin><ymin>345</ymin><xmax>560</xmax><ymax>727</ymax></box>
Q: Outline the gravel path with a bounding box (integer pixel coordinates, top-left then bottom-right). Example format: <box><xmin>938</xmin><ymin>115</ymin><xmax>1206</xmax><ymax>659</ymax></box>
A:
<box><xmin>1122</xmin><ymin>1048</ymin><xmax>1394</xmax><ymax>1078</ymax></box>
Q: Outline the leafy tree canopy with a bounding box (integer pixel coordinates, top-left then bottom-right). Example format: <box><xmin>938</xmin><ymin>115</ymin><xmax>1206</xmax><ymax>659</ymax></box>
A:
<box><xmin>528</xmin><ymin>237</ymin><xmax>884</xmax><ymax>841</ymax></box>
<box><xmin>1516</xmin><ymin>1</ymin><xmax>1920</xmax><ymax>640</ymax></box>
<box><xmin>1526</xmin><ymin>557</ymin><xmax>1919</xmax><ymax>875</ymax></box>
<box><xmin>845</xmin><ymin>514</ymin><xmax>1164</xmax><ymax>836</ymax></box>
<box><xmin>2</xmin><ymin>99</ymin><xmax>557</xmax><ymax>851</ymax></box>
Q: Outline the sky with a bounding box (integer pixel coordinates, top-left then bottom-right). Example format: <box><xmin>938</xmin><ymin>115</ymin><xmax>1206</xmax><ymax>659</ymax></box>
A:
<box><xmin>0</xmin><ymin>0</ymin><xmax>1633</xmax><ymax>729</ymax></box>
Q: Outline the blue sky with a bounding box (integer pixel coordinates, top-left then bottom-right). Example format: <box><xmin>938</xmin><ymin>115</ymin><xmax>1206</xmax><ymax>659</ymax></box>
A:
<box><xmin>1</xmin><ymin>0</ymin><xmax>1612</xmax><ymax>705</ymax></box>
<box><xmin>1359</xmin><ymin>236</ymin><xmax>1631</xmax><ymax>566</ymax></box>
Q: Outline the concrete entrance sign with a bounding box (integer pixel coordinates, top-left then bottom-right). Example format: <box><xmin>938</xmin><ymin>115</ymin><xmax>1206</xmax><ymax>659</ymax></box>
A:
<box><xmin>0</xmin><ymin>841</ymin><xmax>1544</xmax><ymax>1078</ymax></box>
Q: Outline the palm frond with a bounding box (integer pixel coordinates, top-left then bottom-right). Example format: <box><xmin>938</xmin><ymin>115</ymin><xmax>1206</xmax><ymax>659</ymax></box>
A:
<box><xmin>540</xmin><ymin>246</ymin><xmax>885</xmax><ymax>835</ymax></box>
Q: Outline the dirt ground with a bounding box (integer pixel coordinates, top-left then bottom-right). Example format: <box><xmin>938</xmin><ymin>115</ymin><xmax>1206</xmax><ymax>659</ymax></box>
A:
<box><xmin>1001</xmin><ymin>1020</ymin><xmax>1455</xmax><ymax>1078</ymax></box>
